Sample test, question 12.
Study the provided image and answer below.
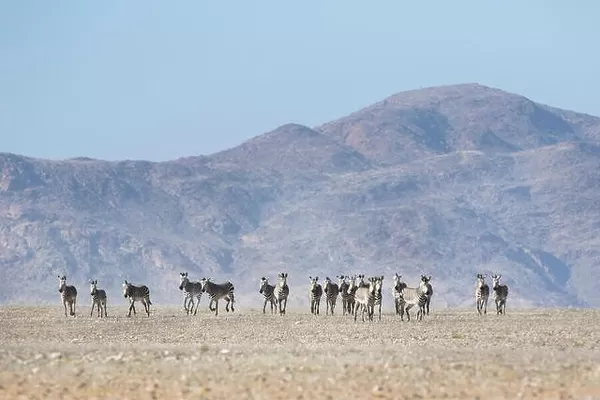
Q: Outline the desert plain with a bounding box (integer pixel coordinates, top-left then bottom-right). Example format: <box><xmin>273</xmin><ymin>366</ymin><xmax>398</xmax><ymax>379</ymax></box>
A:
<box><xmin>0</xmin><ymin>304</ymin><xmax>599</xmax><ymax>400</ymax></box>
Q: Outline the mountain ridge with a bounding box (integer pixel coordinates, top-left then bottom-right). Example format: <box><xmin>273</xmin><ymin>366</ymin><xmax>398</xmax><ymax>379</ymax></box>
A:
<box><xmin>2</xmin><ymin>82</ymin><xmax>600</xmax><ymax>309</ymax></box>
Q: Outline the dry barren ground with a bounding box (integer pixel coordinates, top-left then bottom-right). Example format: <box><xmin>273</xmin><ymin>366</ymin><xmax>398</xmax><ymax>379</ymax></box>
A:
<box><xmin>0</xmin><ymin>305</ymin><xmax>599</xmax><ymax>400</ymax></box>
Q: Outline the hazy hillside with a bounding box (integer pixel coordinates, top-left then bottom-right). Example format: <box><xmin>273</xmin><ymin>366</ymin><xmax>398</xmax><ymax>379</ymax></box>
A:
<box><xmin>2</xmin><ymin>83</ymin><xmax>600</xmax><ymax>309</ymax></box>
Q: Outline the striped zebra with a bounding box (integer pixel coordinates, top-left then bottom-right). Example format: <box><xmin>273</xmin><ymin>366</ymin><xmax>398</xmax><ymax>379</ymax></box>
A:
<box><xmin>200</xmin><ymin>278</ymin><xmax>235</xmax><ymax>316</ymax></box>
<box><xmin>475</xmin><ymin>274</ymin><xmax>490</xmax><ymax>315</ymax></box>
<box><xmin>259</xmin><ymin>277</ymin><xmax>277</xmax><ymax>314</ymax></box>
<box><xmin>395</xmin><ymin>279</ymin><xmax>429</xmax><ymax>321</ymax></box>
<box><xmin>373</xmin><ymin>275</ymin><xmax>384</xmax><ymax>321</ymax></box>
<box><xmin>179</xmin><ymin>272</ymin><xmax>202</xmax><ymax>316</ymax></box>
<box><xmin>309</xmin><ymin>276</ymin><xmax>322</xmax><ymax>315</ymax></box>
<box><xmin>122</xmin><ymin>280</ymin><xmax>152</xmax><ymax>317</ymax></box>
<box><xmin>58</xmin><ymin>275</ymin><xmax>77</xmax><ymax>317</ymax></box>
<box><xmin>420</xmin><ymin>275</ymin><xmax>433</xmax><ymax>315</ymax></box>
<box><xmin>337</xmin><ymin>275</ymin><xmax>352</xmax><ymax>316</ymax></box>
<box><xmin>323</xmin><ymin>276</ymin><xmax>340</xmax><ymax>315</ymax></box>
<box><xmin>392</xmin><ymin>273</ymin><xmax>405</xmax><ymax>316</ymax></box>
<box><xmin>352</xmin><ymin>276</ymin><xmax>377</xmax><ymax>322</ymax></box>
<box><xmin>89</xmin><ymin>279</ymin><xmax>107</xmax><ymax>318</ymax></box>
<box><xmin>345</xmin><ymin>275</ymin><xmax>358</xmax><ymax>315</ymax></box>
<box><xmin>274</xmin><ymin>272</ymin><xmax>289</xmax><ymax>315</ymax></box>
<box><xmin>492</xmin><ymin>274</ymin><xmax>509</xmax><ymax>315</ymax></box>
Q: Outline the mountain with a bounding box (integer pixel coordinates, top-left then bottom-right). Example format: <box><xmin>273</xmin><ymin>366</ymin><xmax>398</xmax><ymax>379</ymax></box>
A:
<box><xmin>2</xmin><ymin>83</ymin><xmax>600</xmax><ymax>308</ymax></box>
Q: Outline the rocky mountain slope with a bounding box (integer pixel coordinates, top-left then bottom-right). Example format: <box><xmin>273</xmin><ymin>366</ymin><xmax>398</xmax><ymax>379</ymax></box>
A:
<box><xmin>2</xmin><ymin>83</ymin><xmax>600</xmax><ymax>309</ymax></box>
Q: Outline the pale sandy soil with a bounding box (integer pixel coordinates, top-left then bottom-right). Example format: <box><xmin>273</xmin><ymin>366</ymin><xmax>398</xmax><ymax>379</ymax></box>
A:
<box><xmin>0</xmin><ymin>305</ymin><xmax>599</xmax><ymax>400</ymax></box>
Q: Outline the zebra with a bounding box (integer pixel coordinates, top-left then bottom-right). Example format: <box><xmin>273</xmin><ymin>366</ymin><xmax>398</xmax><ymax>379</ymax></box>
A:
<box><xmin>199</xmin><ymin>278</ymin><xmax>235</xmax><ymax>316</ymax></box>
<box><xmin>373</xmin><ymin>275</ymin><xmax>384</xmax><ymax>321</ymax></box>
<box><xmin>492</xmin><ymin>274</ymin><xmax>509</xmax><ymax>315</ymax></box>
<box><xmin>420</xmin><ymin>275</ymin><xmax>433</xmax><ymax>315</ymax></box>
<box><xmin>89</xmin><ymin>279</ymin><xmax>107</xmax><ymax>318</ymax></box>
<box><xmin>259</xmin><ymin>277</ymin><xmax>277</xmax><ymax>314</ymax></box>
<box><xmin>323</xmin><ymin>276</ymin><xmax>340</xmax><ymax>315</ymax></box>
<box><xmin>309</xmin><ymin>276</ymin><xmax>322</xmax><ymax>315</ymax></box>
<box><xmin>345</xmin><ymin>274</ymin><xmax>358</xmax><ymax>315</ymax></box>
<box><xmin>395</xmin><ymin>279</ymin><xmax>429</xmax><ymax>321</ymax></box>
<box><xmin>352</xmin><ymin>276</ymin><xmax>377</xmax><ymax>322</ymax></box>
<box><xmin>392</xmin><ymin>273</ymin><xmax>405</xmax><ymax>316</ymax></box>
<box><xmin>179</xmin><ymin>272</ymin><xmax>203</xmax><ymax>316</ymax></box>
<box><xmin>475</xmin><ymin>274</ymin><xmax>490</xmax><ymax>315</ymax></box>
<box><xmin>58</xmin><ymin>275</ymin><xmax>77</xmax><ymax>317</ymax></box>
<box><xmin>337</xmin><ymin>275</ymin><xmax>351</xmax><ymax>316</ymax></box>
<box><xmin>274</xmin><ymin>272</ymin><xmax>289</xmax><ymax>315</ymax></box>
<box><xmin>122</xmin><ymin>280</ymin><xmax>152</xmax><ymax>317</ymax></box>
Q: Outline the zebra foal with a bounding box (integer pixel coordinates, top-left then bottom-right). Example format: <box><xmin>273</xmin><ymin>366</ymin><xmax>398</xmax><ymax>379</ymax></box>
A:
<box><xmin>89</xmin><ymin>279</ymin><xmax>107</xmax><ymax>318</ymax></box>
<box><xmin>475</xmin><ymin>274</ymin><xmax>490</xmax><ymax>315</ymax></box>
<box><xmin>309</xmin><ymin>276</ymin><xmax>322</xmax><ymax>315</ymax></box>
<box><xmin>259</xmin><ymin>277</ymin><xmax>277</xmax><ymax>314</ymax></box>
<box><xmin>58</xmin><ymin>275</ymin><xmax>77</xmax><ymax>317</ymax></box>
<box><xmin>200</xmin><ymin>278</ymin><xmax>235</xmax><ymax>316</ymax></box>
<box><xmin>492</xmin><ymin>274</ymin><xmax>509</xmax><ymax>315</ymax></box>
<box><xmin>123</xmin><ymin>280</ymin><xmax>152</xmax><ymax>317</ymax></box>
<box><xmin>274</xmin><ymin>272</ymin><xmax>289</xmax><ymax>315</ymax></box>
<box><xmin>323</xmin><ymin>276</ymin><xmax>340</xmax><ymax>315</ymax></box>
<box><xmin>179</xmin><ymin>272</ymin><xmax>202</xmax><ymax>316</ymax></box>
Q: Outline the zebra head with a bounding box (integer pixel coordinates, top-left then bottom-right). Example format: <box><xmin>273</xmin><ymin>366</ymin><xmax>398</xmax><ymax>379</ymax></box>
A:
<box><xmin>122</xmin><ymin>280</ymin><xmax>132</xmax><ymax>298</ymax></box>
<box><xmin>179</xmin><ymin>272</ymin><xmax>189</xmax><ymax>291</ymax></box>
<box><xmin>259</xmin><ymin>277</ymin><xmax>269</xmax><ymax>293</ymax></box>
<box><xmin>491</xmin><ymin>274</ymin><xmax>502</xmax><ymax>288</ymax></box>
<box><xmin>199</xmin><ymin>277</ymin><xmax>211</xmax><ymax>292</ymax></box>
<box><xmin>420</xmin><ymin>275</ymin><xmax>432</xmax><ymax>284</ymax></box>
<box><xmin>58</xmin><ymin>275</ymin><xmax>67</xmax><ymax>293</ymax></box>
<box><xmin>476</xmin><ymin>274</ymin><xmax>487</xmax><ymax>287</ymax></box>
<box><xmin>277</xmin><ymin>272</ymin><xmax>288</xmax><ymax>287</ymax></box>
<box><xmin>309</xmin><ymin>276</ymin><xmax>319</xmax><ymax>291</ymax></box>
<box><xmin>90</xmin><ymin>279</ymin><xmax>98</xmax><ymax>295</ymax></box>
<box><xmin>357</xmin><ymin>274</ymin><xmax>366</xmax><ymax>287</ymax></box>
<box><xmin>336</xmin><ymin>275</ymin><xmax>346</xmax><ymax>287</ymax></box>
<box><xmin>419</xmin><ymin>276</ymin><xmax>430</xmax><ymax>295</ymax></box>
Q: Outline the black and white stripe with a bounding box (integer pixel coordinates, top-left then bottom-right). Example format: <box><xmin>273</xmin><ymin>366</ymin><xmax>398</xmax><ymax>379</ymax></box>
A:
<box><xmin>352</xmin><ymin>276</ymin><xmax>376</xmax><ymax>322</ymax></box>
<box><xmin>259</xmin><ymin>277</ymin><xmax>277</xmax><ymax>314</ymax></box>
<box><xmin>89</xmin><ymin>279</ymin><xmax>107</xmax><ymax>318</ymax></box>
<box><xmin>475</xmin><ymin>274</ymin><xmax>490</xmax><ymax>315</ymax></box>
<box><xmin>392</xmin><ymin>273</ymin><xmax>405</xmax><ymax>316</ymax></box>
<box><xmin>200</xmin><ymin>278</ymin><xmax>235</xmax><ymax>316</ymax></box>
<box><xmin>373</xmin><ymin>275</ymin><xmax>384</xmax><ymax>321</ymax></box>
<box><xmin>122</xmin><ymin>280</ymin><xmax>152</xmax><ymax>317</ymax></box>
<box><xmin>395</xmin><ymin>280</ymin><xmax>429</xmax><ymax>321</ymax></box>
<box><xmin>337</xmin><ymin>275</ymin><xmax>352</xmax><ymax>316</ymax></box>
<box><xmin>492</xmin><ymin>274</ymin><xmax>509</xmax><ymax>315</ymax></box>
<box><xmin>58</xmin><ymin>275</ymin><xmax>77</xmax><ymax>317</ymax></box>
<box><xmin>179</xmin><ymin>272</ymin><xmax>203</xmax><ymax>316</ymax></box>
<box><xmin>420</xmin><ymin>275</ymin><xmax>433</xmax><ymax>315</ymax></box>
<box><xmin>274</xmin><ymin>272</ymin><xmax>289</xmax><ymax>315</ymax></box>
<box><xmin>309</xmin><ymin>276</ymin><xmax>322</xmax><ymax>315</ymax></box>
<box><xmin>323</xmin><ymin>276</ymin><xmax>340</xmax><ymax>315</ymax></box>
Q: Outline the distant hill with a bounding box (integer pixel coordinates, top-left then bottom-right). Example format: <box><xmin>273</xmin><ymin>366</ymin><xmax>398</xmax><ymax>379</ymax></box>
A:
<box><xmin>2</xmin><ymin>83</ymin><xmax>600</xmax><ymax>309</ymax></box>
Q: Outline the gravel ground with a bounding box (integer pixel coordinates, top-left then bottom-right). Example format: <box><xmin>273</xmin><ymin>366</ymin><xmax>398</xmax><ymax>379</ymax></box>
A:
<box><xmin>0</xmin><ymin>305</ymin><xmax>599</xmax><ymax>399</ymax></box>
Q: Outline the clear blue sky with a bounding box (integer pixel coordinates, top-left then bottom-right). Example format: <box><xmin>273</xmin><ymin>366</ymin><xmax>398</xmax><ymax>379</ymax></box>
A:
<box><xmin>1</xmin><ymin>1</ymin><xmax>598</xmax><ymax>161</ymax></box>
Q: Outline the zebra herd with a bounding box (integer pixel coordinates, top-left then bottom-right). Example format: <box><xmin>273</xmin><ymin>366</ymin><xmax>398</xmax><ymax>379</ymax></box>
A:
<box><xmin>56</xmin><ymin>272</ymin><xmax>510</xmax><ymax>321</ymax></box>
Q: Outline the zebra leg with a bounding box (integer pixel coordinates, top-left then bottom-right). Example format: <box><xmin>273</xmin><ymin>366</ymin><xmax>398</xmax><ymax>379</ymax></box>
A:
<box><xmin>228</xmin><ymin>293</ymin><xmax>235</xmax><ymax>312</ymax></box>
<box><xmin>127</xmin><ymin>300</ymin><xmax>135</xmax><ymax>317</ymax></box>
<box><xmin>143</xmin><ymin>299</ymin><xmax>150</xmax><ymax>316</ymax></box>
<box><xmin>90</xmin><ymin>302</ymin><xmax>95</xmax><ymax>317</ymax></box>
<box><xmin>71</xmin><ymin>299</ymin><xmax>76</xmax><ymax>317</ymax></box>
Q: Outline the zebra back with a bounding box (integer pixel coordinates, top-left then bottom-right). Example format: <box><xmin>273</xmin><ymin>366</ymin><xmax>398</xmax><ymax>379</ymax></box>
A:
<box><xmin>123</xmin><ymin>281</ymin><xmax>151</xmax><ymax>301</ymax></box>
<box><xmin>179</xmin><ymin>273</ymin><xmax>203</xmax><ymax>296</ymax></box>
<box><xmin>201</xmin><ymin>279</ymin><xmax>235</xmax><ymax>299</ymax></box>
